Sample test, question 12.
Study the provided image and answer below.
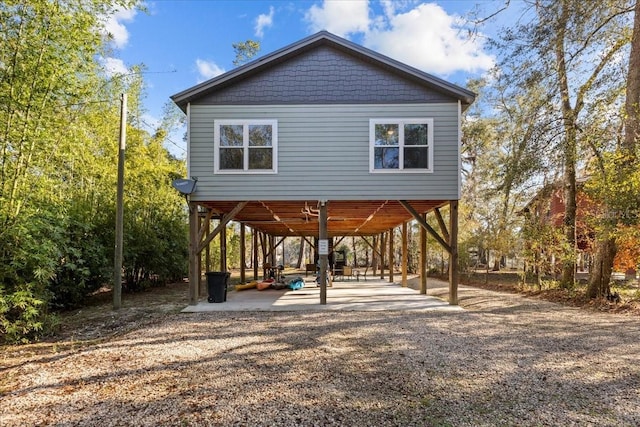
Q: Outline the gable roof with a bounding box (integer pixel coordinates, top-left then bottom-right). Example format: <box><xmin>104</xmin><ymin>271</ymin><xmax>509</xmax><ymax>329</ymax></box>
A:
<box><xmin>171</xmin><ymin>31</ymin><xmax>476</xmax><ymax>111</ymax></box>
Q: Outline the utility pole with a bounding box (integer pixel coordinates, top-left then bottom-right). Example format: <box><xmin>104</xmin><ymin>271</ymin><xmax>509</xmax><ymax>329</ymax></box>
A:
<box><xmin>319</xmin><ymin>201</ymin><xmax>328</xmax><ymax>305</ymax></box>
<box><xmin>113</xmin><ymin>93</ymin><xmax>127</xmax><ymax>310</ymax></box>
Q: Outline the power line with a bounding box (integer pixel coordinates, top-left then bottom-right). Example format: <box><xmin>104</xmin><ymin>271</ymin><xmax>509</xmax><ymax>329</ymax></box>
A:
<box><xmin>139</xmin><ymin>118</ymin><xmax>187</xmax><ymax>153</ymax></box>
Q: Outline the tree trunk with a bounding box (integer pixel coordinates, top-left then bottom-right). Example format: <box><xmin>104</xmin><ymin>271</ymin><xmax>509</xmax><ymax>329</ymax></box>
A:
<box><xmin>588</xmin><ymin>0</ymin><xmax>640</xmax><ymax>294</ymax></box>
<box><xmin>295</xmin><ymin>237</ymin><xmax>304</xmax><ymax>268</ymax></box>
<box><xmin>624</xmin><ymin>0</ymin><xmax>640</xmax><ymax>154</ymax></box>
<box><xmin>351</xmin><ymin>236</ymin><xmax>357</xmax><ymax>267</ymax></box>
<box><xmin>536</xmin><ymin>251</ymin><xmax>543</xmax><ymax>290</ymax></box>
<box><xmin>485</xmin><ymin>257</ymin><xmax>489</xmax><ymax>284</ymax></box>
<box><xmin>371</xmin><ymin>236</ymin><xmax>378</xmax><ymax>273</ymax></box>
<box><xmin>555</xmin><ymin>1</ymin><xmax>578</xmax><ymax>288</ymax></box>
<box><xmin>587</xmin><ymin>236</ymin><xmax>616</xmax><ymax>298</ymax></box>
<box><xmin>559</xmin><ymin>158</ymin><xmax>577</xmax><ymax>288</ymax></box>
<box><xmin>492</xmin><ymin>256</ymin><xmax>500</xmax><ymax>271</ymax></box>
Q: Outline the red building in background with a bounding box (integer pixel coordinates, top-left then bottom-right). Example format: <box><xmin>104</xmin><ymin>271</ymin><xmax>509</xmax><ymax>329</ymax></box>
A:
<box><xmin>521</xmin><ymin>179</ymin><xmax>595</xmax><ymax>274</ymax></box>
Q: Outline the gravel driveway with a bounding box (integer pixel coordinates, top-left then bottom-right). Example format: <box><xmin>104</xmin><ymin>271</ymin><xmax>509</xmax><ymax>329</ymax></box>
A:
<box><xmin>2</xmin><ymin>279</ymin><xmax>639</xmax><ymax>426</ymax></box>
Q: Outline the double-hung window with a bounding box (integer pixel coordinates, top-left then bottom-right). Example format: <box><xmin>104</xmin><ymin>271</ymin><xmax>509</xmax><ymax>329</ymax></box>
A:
<box><xmin>214</xmin><ymin>120</ymin><xmax>277</xmax><ymax>173</ymax></box>
<box><xmin>369</xmin><ymin>118</ymin><xmax>433</xmax><ymax>173</ymax></box>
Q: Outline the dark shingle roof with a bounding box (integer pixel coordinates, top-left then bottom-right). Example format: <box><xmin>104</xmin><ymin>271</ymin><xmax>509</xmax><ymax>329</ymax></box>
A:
<box><xmin>171</xmin><ymin>31</ymin><xmax>476</xmax><ymax>111</ymax></box>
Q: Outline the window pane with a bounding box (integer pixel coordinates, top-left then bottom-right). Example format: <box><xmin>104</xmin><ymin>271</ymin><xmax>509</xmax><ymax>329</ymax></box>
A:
<box><xmin>374</xmin><ymin>147</ymin><xmax>399</xmax><ymax>169</ymax></box>
<box><xmin>249</xmin><ymin>125</ymin><xmax>272</xmax><ymax>147</ymax></box>
<box><xmin>220</xmin><ymin>125</ymin><xmax>243</xmax><ymax>147</ymax></box>
<box><xmin>219</xmin><ymin>148</ymin><xmax>243</xmax><ymax>169</ymax></box>
<box><xmin>405</xmin><ymin>123</ymin><xmax>428</xmax><ymax>146</ymax></box>
<box><xmin>374</xmin><ymin>124</ymin><xmax>399</xmax><ymax>146</ymax></box>
<box><xmin>404</xmin><ymin>147</ymin><xmax>429</xmax><ymax>168</ymax></box>
<box><xmin>248</xmin><ymin>148</ymin><xmax>272</xmax><ymax>169</ymax></box>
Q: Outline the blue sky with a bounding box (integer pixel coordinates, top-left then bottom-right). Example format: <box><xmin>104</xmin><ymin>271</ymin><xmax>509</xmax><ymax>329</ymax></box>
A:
<box><xmin>102</xmin><ymin>0</ymin><xmax>509</xmax><ymax>157</ymax></box>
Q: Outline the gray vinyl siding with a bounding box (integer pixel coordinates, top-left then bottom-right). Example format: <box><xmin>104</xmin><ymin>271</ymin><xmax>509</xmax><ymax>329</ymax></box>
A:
<box><xmin>188</xmin><ymin>103</ymin><xmax>460</xmax><ymax>201</ymax></box>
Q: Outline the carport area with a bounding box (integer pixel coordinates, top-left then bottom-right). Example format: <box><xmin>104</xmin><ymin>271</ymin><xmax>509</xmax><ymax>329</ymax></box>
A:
<box><xmin>187</xmin><ymin>199</ymin><xmax>460</xmax><ymax>308</ymax></box>
<box><xmin>182</xmin><ymin>276</ymin><xmax>462</xmax><ymax>312</ymax></box>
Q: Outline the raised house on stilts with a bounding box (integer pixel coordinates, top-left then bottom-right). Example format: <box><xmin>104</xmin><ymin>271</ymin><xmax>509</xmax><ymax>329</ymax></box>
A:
<box><xmin>171</xmin><ymin>31</ymin><xmax>475</xmax><ymax>306</ymax></box>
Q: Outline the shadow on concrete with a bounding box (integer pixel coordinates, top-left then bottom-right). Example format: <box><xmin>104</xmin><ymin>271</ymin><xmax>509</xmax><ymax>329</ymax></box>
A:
<box><xmin>182</xmin><ymin>276</ymin><xmax>462</xmax><ymax>313</ymax></box>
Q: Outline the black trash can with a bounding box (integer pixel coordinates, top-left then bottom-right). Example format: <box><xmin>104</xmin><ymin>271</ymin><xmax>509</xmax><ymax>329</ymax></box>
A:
<box><xmin>206</xmin><ymin>272</ymin><xmax>230</xmax><ymax>303</ymax></box>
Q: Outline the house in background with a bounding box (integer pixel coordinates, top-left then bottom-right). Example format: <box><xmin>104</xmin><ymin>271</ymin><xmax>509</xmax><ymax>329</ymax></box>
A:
<box><xmin>171</xmin><ymin>31</ymin><xmax>475</xmax><ymax>305</ymax></box>
<box><xmin>523</xmin><ymin>179</ymin><xmax>640</xmax><ymax>280</ymax></box>
<box><xmin>521</xmin><ymin>179</ymin><xmax>595</xmax><ymax>274</ymax></box>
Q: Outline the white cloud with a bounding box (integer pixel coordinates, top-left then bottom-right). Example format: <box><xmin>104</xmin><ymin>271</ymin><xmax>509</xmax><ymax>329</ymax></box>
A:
<box><xmin>99</xmin><ymin>56</ymin><xmax>129</xmax><ymax>77</ymax></box>
<box><xmin>365</xmin><ymin>3</ymin><xmax>494</xmax><ymax>75</ymax></box>
<box><xmin>304</xmin><ymin>1</ymin><xmax>494</xmax><ymax>76</ymax></box>
<box><xmin>195</xmin><ymin>59</ymin><xmax>225</xmax><ymax>83</ymax></box>
<box><xmin>304</xmin><ymin>0</ymin><xmax>370</xmax><ymax>37</ymax></box>
<box><xmin>255</xmin><ymin>6</ymin><xmax>275</xmax><ymax>38</ymax></box>
<box><xmin>103</xmin><ymin>7</ymin><xmax>137</xmax><ymax>48</ymax></box>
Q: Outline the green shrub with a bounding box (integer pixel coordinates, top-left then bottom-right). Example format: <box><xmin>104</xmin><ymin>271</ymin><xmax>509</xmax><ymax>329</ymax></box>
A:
<box><xmin>48</xmin><ymin>218</ymin><xmax>111</xmax><ymax>310</ymax></box>
<box><xmin>0</xmin><ymin>209</ymin><xmax>61</xmax><ymax>343</ymax></box>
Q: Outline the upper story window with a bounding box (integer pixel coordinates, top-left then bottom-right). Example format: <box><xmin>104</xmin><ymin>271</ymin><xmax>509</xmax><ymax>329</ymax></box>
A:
<box><xmin>214</xmin><ymin>120</ymin><xmax>277</xmax><ymax>173</ymax></box>
<box><xmin>369</xmin><ymin>118</ymin><xmax>433</xmax><ymax>173</ymax></box>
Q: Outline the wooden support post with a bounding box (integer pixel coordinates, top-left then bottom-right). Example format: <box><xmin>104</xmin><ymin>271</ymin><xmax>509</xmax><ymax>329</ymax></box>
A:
<box><xmin>188</xmin><ymin>203</ymin><xmax>199</xmax><ymax>305</ymax></box>
<box><xmin>420</xmin><ymin>213</ymin><xmax>427</xmax><ymax>295</ymax></box>
<box><xmin>371</xmin><ymin>236</ymin><xmax>378</xmax><ymax>275</ymax></box>
<box><xmin>319</xmin><ymin>202</ymin><xmax>328</xmax><ymax>305</ymax></box>
<box><xmin>351</xmin><ymin>236</ymin><xmax>358</xmax><ymax>269</ymax></box>
<box><xmin>198</xmin><ymin>243</ymin><xmax>205</xmax><ymax>298</ymax></box>
<box><xmin>220</xmin><ymin>219</ymin><xmax>227</xmax><ymax>272</ymax></box>
<box><xmin>379</xmin><ymin>232</ymin><xmax>386</xmax><ymax>280</ymax></box>
<box><xmin>269</xmin><ymin>235</ymin><xmax>275</xmax><ymax>266</ymax></box>
<box><xmin>281</xmin><ymin>237</ymin><xmax>286</xmax><ymax>268</ymax></box>
<box><xmin>313</xmin><ymin>238</ymin><xmax>317</xmax><ymax>266</ymax></box>
<box><xmin>388</xmin><ymin>229</ymin><xmax>394</xmax><ymax>283</ymax></box>
<box><xmin>199</xmin><ymin>213</ymin><xmax>205</xmax><ymax>297</ymax></box>
<box><xmin>259</xmin><ymin>232</ymin><xmax>266</xmax><ymax>264</ymax></box>
<box><xmin>198</xmin><ymin>209</ymin><xmax>214</xmax><ymax>300</ymax></box>
<box><xmin>402</xmin><ymin>222</ymin><xmax>408</xmax><ymax>287</ymax></box>
<box><xmin>449</xmin><ymin>201</ymin><xmax>459</xmax><ymax>305</ymax></box>
<box><xmin>204</xmin><ymin>215</ymin><xmax>211</xmax><ymax>271</ymax></box>
<box><xmin>240</xmin><ymin>223</ymin><xmax>246</xmax><ymax>284</ymax></box>
<box><xmin>253</xmin><ymin>228</ymin><xmax>259</xmax><ymax>281</ymax></box>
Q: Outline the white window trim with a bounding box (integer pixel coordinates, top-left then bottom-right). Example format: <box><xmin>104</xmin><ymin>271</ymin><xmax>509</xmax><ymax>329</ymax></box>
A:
<box><xmin>369</xmin><ymin>118</ymin><xmax>434</xmax><ymax>173</ymax></box>
<box><xmin>214</xmin><ymin>119</ymin><xmax>278</xmax><ymax>174</ymax></box>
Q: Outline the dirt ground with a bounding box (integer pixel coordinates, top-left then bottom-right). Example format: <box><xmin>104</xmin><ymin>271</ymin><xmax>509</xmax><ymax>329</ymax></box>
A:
<box><xmin>457</xmin><ymin>270</ymin><xmax>640</xmax><ymax>316</ymax></box>
<box><xmin>5</xmin><ymin>271</ymin><xmax>639</xmax><ymax>355</ymax></box>
<box><xmin>1</xmin><ymin>277</ymin><xmax>639</xmax><ymax>426</ymax></box>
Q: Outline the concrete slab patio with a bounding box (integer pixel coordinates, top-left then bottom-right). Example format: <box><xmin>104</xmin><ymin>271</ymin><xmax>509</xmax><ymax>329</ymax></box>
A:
<box><xmin>182</xmin><ymin>276</ymin><xmax>463</xmax><ymax>312</ymax></box>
